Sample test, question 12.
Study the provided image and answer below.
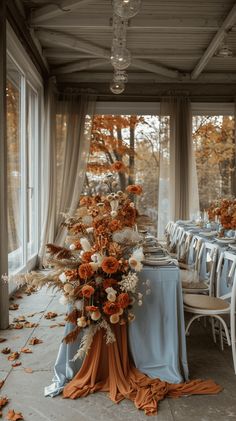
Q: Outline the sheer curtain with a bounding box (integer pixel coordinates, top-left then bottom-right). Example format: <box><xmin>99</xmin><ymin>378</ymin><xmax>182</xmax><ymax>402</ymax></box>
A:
<box><xmin>39</xmin><ymin>90</ymin><xmax>96</xmax><ymax>261</ymax></box>
<box><xmin>158</xmin><ymin>96</ymin><xmax>199</xmax><ymax>237</ymax></box>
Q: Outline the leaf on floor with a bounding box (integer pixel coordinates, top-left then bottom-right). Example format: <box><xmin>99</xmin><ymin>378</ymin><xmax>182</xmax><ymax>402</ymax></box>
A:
<box><xmin>20</xmin><ymin>348</ymin><xmax>32</xmax><ymax>354</ymax></box>
<box><xmin>6</xmin><ymin>409</ymin><xmax>24</xmax><ymax>420</ymax></box>
<box><xmin>28</xmin><ymin>337</ymin><xmax>43</xmax><ymax>345</ymax></box>
<box><xmin>49</xmin><ymin>324</ymin><xmax>58</xmax><ymax>328</ymax></box>
<box><xmin>23</xmin><ymin>322</ymin><xmax>39</xmax><ymax>328</ymax></box>
<box><xmin>0</xmin><ymin>396</ymin><xmax>9</xmax><ymax>408</ymax></box>
<box><xmin>7</xmin><ymin>352</ymin><xmax>20</xmax><ymax>361</ymax></box>
<box><xmin>1</xmin><ymin>348</ymin><xmax>11</xmax><ymax>355</ymax></box>
<box><xmin>15</xmin><ymin>295</ymin><xmax>23</xmax><ymax>299</ymax></box>
<box><xmin>0</xmin><ymin>381</ymin><xmax>4</xmax><ymax>390</ymax></box>
<box><xmin>10</xmin><ymin>324</ymin><xmax>23</xmax><ymax>330</ymax></box>
<box><xmin>13</xmin><ymin>316</ymin><xmax>25</xmax><ymax>323</ymax></box>
<box><xmin>24</xmin><ymin>368</ymin><xmax>33</xmax><ymax>374</ymax></box>
<box><xmin>27</xmin><ymin>310</ymin><xmax>44</xmax><ymax>318</ymax></box>
<box><xmin>44</xmin><ymin>312</ymin><xmax>58</xmax><ymax>319</ymax></box>
<box><xmin>9</xmin><ymin>304</ymin><xmax>19</xmax><ymax>311</ymax></box>
<box><xmin>11</xmin><ymin>362</ymin><xmax>22</xmax><ymax>368</ymax></box>
<box><xmin>0</xmin><ymin>338</ymin><xmax>7</xmax><ymax>343</ymax></box>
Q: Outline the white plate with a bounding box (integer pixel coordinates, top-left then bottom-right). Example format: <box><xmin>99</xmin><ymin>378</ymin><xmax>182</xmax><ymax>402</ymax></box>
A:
<box><xmin>214</xmin><ymin>237</ymin><xmax>236</xmax><ymax>244</ymax></box>
<box><xmin>144</xmin><ymin>255</ymin><xmax>167</xmax><ymax>260</ymax></box>
<box><xmin>144</xmin><ymin>247</ymin><xmax>162</xmax><ymax>252</ymax></box>
<box><xmin>143</xmin><ymin>259</ymin><xmax>172</xmax><ymax>266</ymax></box>
<box><xmin>199</xmin><ymin>231</ymin><xmax>217</xmax><ymax>237</ymax></box>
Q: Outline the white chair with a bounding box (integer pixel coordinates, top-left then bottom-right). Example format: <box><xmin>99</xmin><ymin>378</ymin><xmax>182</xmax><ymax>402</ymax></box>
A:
<box><xmin>184</xmin><ymin>251</ymin><xmax>236</xmax><ymax>374</ymax></box>
<box><xmin>181</xmin><ymin>242</ymin><xmax>218</xmax><ymax>295</ymax></box>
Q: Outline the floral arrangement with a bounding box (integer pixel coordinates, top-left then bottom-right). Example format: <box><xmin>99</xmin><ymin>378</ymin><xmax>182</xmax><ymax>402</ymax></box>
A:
<box><xmin>207</xmin><ymin>198</ymin><xmax>236</xmax><ymax>230</ymax></box>
<box><xmin>16</xmin><ymin>183</ymin><xmax>145</xmax><ymax>359</ymax></box>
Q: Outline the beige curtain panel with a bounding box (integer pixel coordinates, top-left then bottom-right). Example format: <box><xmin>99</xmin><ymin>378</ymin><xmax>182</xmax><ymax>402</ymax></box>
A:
<box><xmin>39</xmin><ymin>85</ymin><xmax>96</xmax><ymax>261</ymax></box>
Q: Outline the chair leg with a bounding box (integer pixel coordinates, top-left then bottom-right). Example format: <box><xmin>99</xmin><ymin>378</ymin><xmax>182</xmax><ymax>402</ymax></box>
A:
<box><xmin>185</xmin><ymin>314</ymin><xmax>207</xmax><ymax>336</ymax></box>
<box><xmin>211</xmin><ymin>317</ymin><xmax>216</xmax><ymax>344</ymax></box>
<box><xmin>219</xmin><ymin>323</ymin><xmax>224</xmax><ymax>351</ymax></box>
<box><xmin>213</xmin><ymin>315</ymin><xmax>231</xmax><ymax>346</ymax></box>
<box><xmin>230</xmin><ymin>308</ymin><xmax>236</xmax><ymax>374</ymax></box>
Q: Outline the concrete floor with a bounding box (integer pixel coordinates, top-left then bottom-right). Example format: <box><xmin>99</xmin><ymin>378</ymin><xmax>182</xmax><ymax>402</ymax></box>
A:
<box><xmin>0</xmin><ymin>287</ymin><xmax>235</xmax><ymax>421</ymax></box>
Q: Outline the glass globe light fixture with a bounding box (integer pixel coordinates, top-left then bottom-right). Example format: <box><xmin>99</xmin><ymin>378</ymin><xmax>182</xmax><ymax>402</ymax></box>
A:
<box><xmin>113</xmin><ymin>0</ymin><xmax>141</xmax><ymax>19</ymax></box>
<box><xmin>114</xmin><ymin>69</ymin><xmax>128</xmax><ymax>83</ymax></box>
<box><xmin>110</xmin><ymin>45</ymin><xmax>131</xmax><ymax>70</ymax></box>
<box><xmin>110</xmin><ymin>80</ymin><xmax>125</xmax><ymax>94</ymax></box>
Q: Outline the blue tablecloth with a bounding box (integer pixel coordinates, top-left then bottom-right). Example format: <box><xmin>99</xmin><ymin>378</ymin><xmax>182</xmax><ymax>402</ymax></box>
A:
<box><xmin>45</xmin><ymin>265</ymin><xmax>188</xmax><ymax>397</ymax></box>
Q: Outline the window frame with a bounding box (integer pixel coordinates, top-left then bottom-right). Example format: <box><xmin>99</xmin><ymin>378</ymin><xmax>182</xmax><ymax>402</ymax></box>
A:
<box><xmin>7</xmin><ymin>23</ymin><xmax>43</xmax><ymax>276</ymax></box>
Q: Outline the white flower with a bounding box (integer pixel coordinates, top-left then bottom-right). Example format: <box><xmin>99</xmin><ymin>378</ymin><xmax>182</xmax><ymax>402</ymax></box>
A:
<box><xmin>69</xmin><ymin>243</ymin><xmax>76</xmax><ymax>251</ymax></box>
<box><xmin>110</xmin><ymin>314</ymin><xmax>120</xmax><ymax>324</ymax></box>
<box><xmin>77</xmin><ymin>316</ymin><xmax>87</xmax><ymax>328</ymax></box>
<box><xmin>59</xmin><ymin>272</ymin><xmax>67</xmax><ymax>283</ymax></box>
<box><xmin>86</xmin><ymin>227</ymin><xmax>94</xmax><ymax>234</ymax></box>
<box><xmin>80</xmin><ymin>238</ymin><xmax>91</xmax><ymax>251</ymax></box>
<box><xmin>119</xmin><ymin>271</ymin><xmax>139</xmax><ymax>293</ymax></box>
<box><xmin>91</xmin><ymin>310</ymin><xmax>101</xmax><ymax>321</ymax></box>
<box><xmin>105</xmin><ymin>287</ymin><xmax>117</xmax><ymax>295</ymax></box>
<box><xmin>64</xmin><ymin>283</ymin><xmax>74</xmax><ymax>293</ymax></box>
<box><xmin>110</xmin><ymin>199</ymin><xmax>119</xmax><ymax>212</ymax></box>
<box><xmin>91</xmin><ymin>253</ymin><xmax>103</xmax><ymax>265</ymax></box>
<box><xmin>128</xmin><ymin>313</ymin><xmax>135</xmax><ymax>322</ymax></box>
<box><xmin>111</xmin><ymin>210</ymin><xmax>118</xmax><ymax>217</ymax></box>
<box><xmin>138</xmin><ymin>300</ymin><xmax>143</xmax><ymax>306</ymax></box>
<box><xmin>138</xmin><ymin>292</ymin><xmax>143</xmax><ymax>299</ymax></box>
<box><xmin>107</xmin><ymin>293</ymin><xmax>117</xmax><ymax>302</ymax></box>
<box><xmin>128</xmin><ymin>258</ymin><xmax>143</xmax><ymax>272</ymax></box>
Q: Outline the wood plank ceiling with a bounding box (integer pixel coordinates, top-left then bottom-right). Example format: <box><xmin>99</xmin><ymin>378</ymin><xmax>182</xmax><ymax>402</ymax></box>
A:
<box><xmin>16</xmin><ymin>0</ymin><xmax>236</xmax><ymax>96</ymax></box>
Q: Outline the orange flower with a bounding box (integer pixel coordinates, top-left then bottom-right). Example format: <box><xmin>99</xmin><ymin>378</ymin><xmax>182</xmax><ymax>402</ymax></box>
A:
<box><xmin>126</xmin><ymin>184</ymin><xmax>143</xmax><ymax>195</ymax></box>
<box><xmin>103</xmin><ymin>301</ymin><xmax>120</xmax><ymax>315</ymax></box>
<box><xmin>79</xmin><ymin>263</ymin><xmax>94</xmax><ymax>279</ymax></box>
<box><xmin>82</xmin><ymin>251</ymin><xmax>93</xmax><ymax>263</ymax></box>
<box><xmin>85</xmin><ymin>305</ymin><xmax>98</xmax><ymax>312</ymax></box>
<box><xmin>101</xmin><ymin>257</ymin><xmax>119</xmax><ymax>274</ymax></box>
<box><xmin>109</xmin><ymin>219</ymin><xmax>122</xmax><ymax>232</ymax></box>
<box><xmin>81</xmin><ymin>285</ymin><xmax>95</xmax><ymax>298</ymax></box>
<box><xmin>103</xmin><ymin>278</ymin><xmax>118</xmax><ymax>290</ymax></box>
<box><xmin>111</xmin><ymin>161</ymin><xmax>127</xmax><ymax>173</ymax></box>
<box><xmin>117</xmin><ymin>292</ymin><xmax>130</xmax><ymax>309</ymax></box>
<box><xmin>64</xmin><ymin>269</ymin><xmax>79</xmax><ymax>282</ymax></box>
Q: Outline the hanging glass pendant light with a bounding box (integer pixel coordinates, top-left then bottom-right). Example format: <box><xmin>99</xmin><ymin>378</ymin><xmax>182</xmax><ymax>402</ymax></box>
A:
<box><xmin>110</xmin><ymin>44</ymin><xmax>131</xmax><ymax>70</ymax></box>
<box><xmin>110</xmin><ymin>80</ymin><xmax>125</xmax><ymax>94</ymax></box>
<box><xmin>113</xmin><ymin>0</ymin><xmax>141</xmax><ymax>19</ymax></box>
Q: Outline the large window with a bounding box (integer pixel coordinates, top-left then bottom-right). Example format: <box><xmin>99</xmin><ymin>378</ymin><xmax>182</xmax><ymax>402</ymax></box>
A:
<box><xmin>192</xmin><ymin>108</ymin><xmax>235</xmax><ymax>211</ymax></box>
<box><xmin>83</xmin><ymin>114</ymin><xmax>161</xmax><ymax>235</ymax></box>
<box><xmin>7</xmin><ymin>26</ymin><xmax>42</xmax><ymax>275</ymax></box>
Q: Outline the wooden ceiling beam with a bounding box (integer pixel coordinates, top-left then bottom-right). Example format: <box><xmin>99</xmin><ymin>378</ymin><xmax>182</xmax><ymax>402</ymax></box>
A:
<box><xmin>36</xmin><ymin>30</ymin><xmax>180</xmax><ymax>79</ymax></box>
<box><xmin>31</xmin><ymin>0</ymin><xmax>95</xmax><ymax>25</ymax></box>
<box><xmin>54</xmin><ymin>58</ymin><xmax>107</xmax><ymax>74</ymax></box>
<box><xmin>191</xmin><ymin>3</ymin><xmax>236</xmax><ymax>80</ymax></box>
<box><xmin>36</xmin><ymin>29</ymin><xmax>110</xmax><ymax>58</ymax></box>
<box><xmin>31</xmin><ymin>15</ymin><xmax>220</xmax><ymax>31</ymax></box>
<box><xmin>57</xmin><ymin>71</ymin><xmax>236</xmax><ymax>84</ymax></box>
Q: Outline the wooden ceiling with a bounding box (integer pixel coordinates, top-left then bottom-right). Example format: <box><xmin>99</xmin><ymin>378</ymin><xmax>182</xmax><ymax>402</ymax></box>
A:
<box><xmin>15</xmin><ymin>0</ymin><xmax>236</xmax><ymax>97</ymax></box>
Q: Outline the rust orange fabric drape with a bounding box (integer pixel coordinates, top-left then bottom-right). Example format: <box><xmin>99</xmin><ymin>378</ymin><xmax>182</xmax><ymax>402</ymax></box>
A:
<box><xmin>63</xmin><ymin>325</ymin><xmax>222</xmax><ymax>416</ymax></box>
